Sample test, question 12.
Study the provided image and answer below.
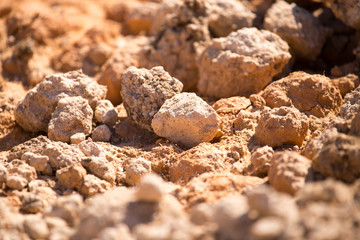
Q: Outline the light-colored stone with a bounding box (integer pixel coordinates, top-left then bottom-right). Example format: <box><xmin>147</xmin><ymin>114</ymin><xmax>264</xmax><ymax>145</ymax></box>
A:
<box><xmin>48</xmin><ymin>96</ymin><xmax>93</xmax><ymax>143</ymax></box>
<box><xmin>261</xmin><ymin>71</ymin><xmax>343</xmax><ymax>118</ymax></box>
<box><xmin>268</xmin><ymin>151</ymin><xmax>311</xmax><ymax>195</ymax></box>
<box><xmin>81</xmin><ymin>157</ymin><xmax>116</xmax><ymax>185</ymax></box>
<box><xmin>94</xmin><ymin>100</ymin><xmax>118</xmax><ymax>127</ymax></box>
<box><xmin>56</xmin><ymin>165</ymin><xmax>87</xmax><ymax>190</ymax></box>
<box><xmin>79</xmin><ymin>174</ymin><xmax>112</xmax><ymax>197</ymax></box>
<box><xmin>197</xmin><ymin>27</ymin><xmax>291</xmax><ymax>98</ymax></box>
<box><xmin>21</xmin><ymin>152</ymin><xmax>49</xmax><ymax>172</ymax></box>
<box><xmin>15</xmin><ymin>70</ymin><xmax>106</xmax><ymax>132</ymax></box>
<box><xmin>78</xmin><ymin>140</ymin><xmax>105</xmax><ymax>157</ymax></box>
<box><xmin>6</xmin><ymin>160</ymin><xmax>37</xmax><ymax>190</ymax></box>
<box><xmin>91</xmin><ymin>125</ymin><xmax>111</xmax><ymax>142</ymax></box>
<box><xmin>264</xmin><ymin>0</ymin><xmax>327</xmax><ymax>60</ymax></box>
<box><xmin>254</xmin><ymin>107</ymin><xmax>309</xmax><ymax>147</ymax></box>
<box><xmin>121</xmin><ymin>66</ymin><xmax>183</xmax><ymax>131</ymax></box>
<box><xmin>152</xmin><ymin>93</ymin><xmax>220</xmax><ymax>148</ymax></box>
<box><xmin>125</xmin><ymin>157</ymin><xmax>152</xmax><ymax>186</ymax></box>
<box><xmin>136</xmin><ymin>174</ymin><xmax>165</xmax><ymax>202</ymax></box>
<box><xmin>249</xmin><ymin>146</ymin><xmax>274</xmax><ymax>177</ymax></box>
<box><xmin>24</xmin><ymin>215</ymin><xmax>49</xmax><ymax>239</ymax></box>
<box><xmin>71</xmin><ymin>133</ymin><xmax>86</xmax><ymax>144</ymax></box>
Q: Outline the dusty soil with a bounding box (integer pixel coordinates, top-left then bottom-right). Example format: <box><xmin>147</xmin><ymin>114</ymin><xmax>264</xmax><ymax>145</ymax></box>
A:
<box><xmin>1</xmin><ymin>0</ymin><xmax>360</xmax><ymax>239</ymax></box>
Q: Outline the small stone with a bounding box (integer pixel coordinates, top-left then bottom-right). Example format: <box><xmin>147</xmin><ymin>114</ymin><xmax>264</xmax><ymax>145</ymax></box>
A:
<box><xmin>79</xmin><ymin>174</ymin><xmax>111</xmax><ymax>197</ymax></box>
<box><xmin>94</xmin><ymin>100</ymin><xmax>118</xmax><ymax>127</ymax></box>
<box><xmin>250</xmin><ymin>217</ymin><xmax>284</xmax><ymax>239</ymax></box>
<box><xmin>197</xmin><ymin>27</ymin><xmax>291</xmax><ymax>98</ymax></box>
<box><xmin>268</xmin><ymin>151</ymin><xmax>311</xmax><ymax>195</ymax></box>
<box><xmin>121</xmin><ymin>66</ymin><xmax>183</xmax><ymax>131</ymax></box>
<box><xmin>136</xmin><ymin>174</ymin><xmax>165</xmax><ymax>202</ymax></box>
<box><xmin>70</xmin><ymin>133</ymin><xmax>86</xmax><ymax>144</ymax></box>
<box><xmin>249</xmin><ymin>146</ymin><xmax>274</xmax><ymax>177</ymax></box>
<box><xmin>125</xmin><ymin>157</ymin><xmax>152</xmax><ymax>186</ymax></box>
<box><xmin>21</xmin><ymin>193</ymin><xmax>46</xmax><ymax>213</ymax></box>
<box><xmin>6</xmin><ymin>161</ymin><xmax>37</xmax><ymax>190</ymax></box>
<box><xmin>321</xmin><ymin>0</ymin><xmax>360</xmax><ymax>30</ymax></box>
<box><xmin>254</xmin><ymin>107</ymin><xmax>309</xmax><ymax>147</ymax></box>
<box><xmin>48</xmin><ymin>96</ymin><xmax>93</xmax><ymax>143</ymax></box>
<box><xmin>88</xmin><ymin>43</ymin><xmax>112</xmax><ymax>66</ymax></box>
<box><xmin>81</xmin><ymin>157</ymin><xmax>116</xmax><ymax>185</ymax></box>
<box><xmin>78</xmin><ymin>140</ymin><xmax>105</xmax><ymax>157</ymax></box>
<box><xmin>21</xmin><ymin>152</ymin><xmax>49</xmax><ymax>172</ymax></box>
<box><xmin>92</xmin><ymin>125</ymin><xmax>112</xmax><ymax>142</ymax></box>
<box><xmin>56</xmin><ymin>165</ymin><xmax>87</xmax><ymax>190</ymax></box>
<box><xmin>152</xmin><ymin>93</ymin><xmax>220</xmax><ymax>148</ymax></box>
<box><xmin>264</xmin><ymin>0</ymin><xmax>327</xmax><ymax>60</ymax></box>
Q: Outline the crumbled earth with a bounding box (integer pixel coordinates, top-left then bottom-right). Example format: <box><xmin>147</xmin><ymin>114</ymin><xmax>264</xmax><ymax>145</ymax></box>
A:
<box><xmin>1</xmin><ymin>0</ymin><xmax>360</xmax><ymax>239</ymax></box>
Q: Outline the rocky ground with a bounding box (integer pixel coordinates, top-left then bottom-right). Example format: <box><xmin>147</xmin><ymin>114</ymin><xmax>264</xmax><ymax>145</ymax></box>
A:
<box><xmin>0</xmin><ymin>0</ymin><xmax>360</xmax><ymax>239</ymax></box>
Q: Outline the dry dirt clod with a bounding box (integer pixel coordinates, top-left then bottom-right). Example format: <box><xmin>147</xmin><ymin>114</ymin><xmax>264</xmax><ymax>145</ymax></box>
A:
<box><xmin>261</xmin><ymin>71</ymin><xmax>343</xmax><ymax>118</ymax></box>
<box><xmin>254</xmin><ymin>106</ymin><xmax>309</xmax><ymax>147</ymax></box>
<box><xmin>121</xmin><ymin>66</ymin><xmax>183</xmax><ymax>131</ymax></box>
<box><xmin>15</xmin><ymin>70</ymin><xmax>106</xmax><ymax>133</ymax></box>
<box><xmin>264</xmin><ymin>0</ymin><xmax>328</xmax><ymax>60</ymax></box>
<box><xmin>197</xmin><ymin>27</ymin><xmax>291</xmax><ymax>98</ymax></box>
<box><xmin>152</xmin><ymin>92</ymin><xmax>220</xmax><ymax>148</ymax></box>
<box><xmin>125</xmin><ymin>157</ymin><xmax>152</xmax><ymax>186</ymax></box>
<box><xmin>135</xmin><ymin>173</ymin><xmax>165</xmax><ymax>202</ymax></box>
<box><xmin>249</xmin><ymin>145</ymin><xmax>274</xmax><ymax>177</ymax></box>
<box><xmin>268</xmin><ymin>151</ymin><xmax>311</xmax><ymax>195</ymax></box>
<box><xmin>94</xmin><ymin>100</ymin><xmax>118</xmax><ymax>127</ymax></box>
<box><xmin>321</xmin><ymin>0</ymin><xmax>360</xmax><ymax>30</ymax></box>
<box><xmin>48</xmin><ymin>96</ymin><xmax>93</xmax><ymax>143</ymax></box>
<box><xmin>91</xmin><ymin>125</ymin><xmax>111</xmax><ymax>142</ymax></box>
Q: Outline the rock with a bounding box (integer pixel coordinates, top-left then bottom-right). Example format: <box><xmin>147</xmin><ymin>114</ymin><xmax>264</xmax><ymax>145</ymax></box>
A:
<box><xmin>121</xmin><ymin>66</ymin><xmax>183</xmax><ymax>131</ymax></box>
<box><xmin>305</xmin><ymin>129</ymin><xmax>360</xmax><ymax>183</ymax></box>
<box><xmin>56</xmin><ymin>165</ymin><xmax>87</xmax><ymax>190</ymax></box>
<box><xmin>169</xmin><ymin>143</ymin><xmax>227</xmax><ymax>183</ymax></box>
<box><xmin>136</xmin><ymin>174</ymin><xmax>165</xmax><ymax>202</ymax></box>
<box><xmin>152</xmin><ymin>93</ymin><xmax>220</xmax><ymax>148</ymax></box>
<box><xmin>340</xmin><ymin>85</ymin><xmax>360</xmax><ymax>120</ymax></box>
<box><xmin>21</xmin><ymin>152</ymin><xmax>49</xmax><ymax>172</ymax></box>
<box><xmin>268</xmin><ymin>151</ymin><xmax>311</xmax><ymax>195</ymax></box>
<box><xmin>125</xmin><ymin>157</ymin><xmax>152</xmax><ymax>186</ymax></box>
<box><xmin>97</xmin><ymin>36</ymin><xmax>150</xmax><ymax>105</ymax></box>
<box><xmin>7</xmin><ymin>135</ymin><xmax>52</xmax><ymax>161</ymax></box>
<box><xmin>249</xmin><ymin>146</ymin><xmax>274</xmax><ymax>177</ymax></box>
<box><xmin>78</xmin><ymin>140</ymin><xmax>105</xmax><ymax>157</ymax></box>
<box><xmin>88</xmin><ymin>43</ymin><xmax>112</xmax><ymax>66</ymax></box>
<box><xmin>6</xmin><ymin>160</ymin><xmax>37</xmax><ymax>190</ymax></box>
<box><xmin>250</xmin><ymin>217</ymin><xmax>285</xmax><ymax>239</ymax></box>
<box><xmin>206</xmin><ymin>0</ymin><xmax>255</xmax><ymax>37</ymax></box>
<box><xmin>331</xmin><ymin>74</ymin><xmax>360</xmax><ymax>98</ymax></box>
<box><xmin>254</xmin><ymin>107</ymin><xmax>309</xmax><ymax>147</ymax></box>
<box><xmin>15</xmin><ymin>70</ymin><xmax>106</xmax><ymax>133</ymax></box>
<box><xmin>321</xmin><ymin>0</ymin><xmax>360</xmax><ymax>29</ymax></box>
<box><xmin>261</xmin><ymin>71</ymin><xmax>343</xmax><ymax>118</ymax></box>
<box><xmin>48</xmin><ymin>96</ymin><xmax>93</xmax><ymax>143</ymax></box>
<box><xmin>71</xmin><ymin>133</ymin><xmax>86</xmax><ymax>144</ymax></box>
<box><xmin>350</xmin><ymin>111</ymin><xmax>360</xmax><ymax>136</ymax></box>
<box><xmin>94</xmin><ymin>100</ymin><xmax>118</xmax><ymax>127</ymax></box>
<box><xmin>24</xmin><ymin>215</ymin><xmax>49</xmax><ymax>239</ymax></box>
<box><xmin>197</xmin><ymin>27</ymin><xmax>291</xmax><ymax>98</ymax></box>
<box><xmin>0</xmin><ymin>164</ymin><xmax>7</xmax><ymax>187</ymax></box>
<box><xmin>212</xmin><ymin>96</ymin><xmax>251</xmax><ymax>115</ymax></box>
<box><xmin>264</xmin><ymin>0</ymin><xmax>327</xmax><ymax>60</ymax></box>
<box><xmin>79</xmin><ymin>174</ymin><xmax>112</xmax><ymax>197</ymax></box>
<box><xmin>21</xmin><ymin>193</ymin><xmax>46</xmax><ymax>214</ymax></box>
<box><xmin>81</xmin><ymin>157</ymin><xmax>116</xmax><ymax>185</ymax></box>
<box><xmin>91</xmin><ymin>125</ymin><xmax>111</xmax><ymax>142</ymax></box>
<box><xmin>233</xmin><ymin>109</ymin><xmax>261</xmax><ymax>132</ymax></box>
<box><xmin>145</xmin><ymin>0</ymin><xmax>211</xmax><ymax>91</ymax></box>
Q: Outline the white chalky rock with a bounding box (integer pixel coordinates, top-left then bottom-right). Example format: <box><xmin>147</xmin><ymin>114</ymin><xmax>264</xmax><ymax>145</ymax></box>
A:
<box><xmin>94</xmin><ymin>100</ymin><xmax>118</xmax><ymax>127</ymax></box>
<box><xmin>136</xmin><ymin>174</ymin><xmax>165</xmax><ymax>202</ymax></box>
<box><xmin>48</xmin><ymin>96</ymin><xmax>93</xmax><ymax>143</ymax></box>
<box><xmin>70</xmin><ymin>133</ymin><xmax>86</xmax><ymax>144</ymax></box>
<box><xmin>125</xmin><ymin>157</ymin><xmax>152</xmax><ymax>186</ymax></box>
<box><xmin>152</xmin><ymin>93</ymin><xmax>220</xmax><ymax>148</ymax></box>
<box><xmin>91</xmin><ymin>125</ymin><xmax>111</xmax><ymax>142</ymax></box>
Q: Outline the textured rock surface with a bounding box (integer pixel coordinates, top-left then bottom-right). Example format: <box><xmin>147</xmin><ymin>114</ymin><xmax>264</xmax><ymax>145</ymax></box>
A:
<box><xmin>255</xmin><ymin>107</ymin><xmax>309</xmax><ymax>147</ymax></box>
<box><xmin>249</xmin><ymin>146</ymin><xmax>274</xmax><ymax>177</ymax></box>
<box><xmin>48</xmin><ymin>96</ymin><xmax>93</xmax><ymax>143</ymax></box>
<box><xmin>331</xmin><ymin>74</ymin><xmax>360</xmax><ymax>97</ymax></box>
<box><xmin>91</xmin><ymin>125</ymin><xmax>111</xmax><ymax>142</ymax></box>
<box><xmin>197</xmin><ymin>27</ymin><xmax>291</xmax><ymax>98</ymax></box>
<box><xmin>152</xmin><ymin>93</ymin><xmax>220</xmax><ymax>148</ymax></box>
<box><xmin>322</xmin><ymin>0</ymin><xmax>360</xmax><ymax>29</ymax></box>
<box><xmin>206</xmin><ymin>0</ymin><xmax>255</xmax><ymax>37</ymax></box>
<box><xmin>15</xmin><ymin>70</ymin><xmax>106</xmax><ymax>132</ymax></box>
<box><xmin>261</xmin><ymin>71</ymin><xmax>343</xmax><ymax>118</ymax></box>
<box><xmin>125</xmin><ymin>157</ymin><xmax>152</xmax><ymax>186</ymax></box>
<box><xmin>340</xmin><ymin>85</ymin><xmax>360</xmax><ymax>120</ymax></box>
<box><xmin>268</xmin><ymin>151</ymin><xmax>311</xmax><ymax>195</ymax></box>
<box><xmin>304</xmin><ymin>128</ymin><xmax>360</xmax><ymax>183</ymax></box>
<box><xmin>121</xmin><ymin>66</ymin><xmax>183</xmax><ymax>131</ymax></box>
<box><xmin>264</xmin><ymin>0</ymin><xmax>327</xmax><ymax>60</ymax></box>
<box><xmin>94</xmin><ymin>100</ymin><xmax>118</xmax><ymax>127</ymax></box>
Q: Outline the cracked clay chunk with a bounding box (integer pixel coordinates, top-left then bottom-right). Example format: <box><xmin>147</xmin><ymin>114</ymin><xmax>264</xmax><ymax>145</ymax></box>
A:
<box><xmin>254</xmin><ymin>107</ymin><xmax>309</xmax><ymax>147</ymax></box>
<box><xmin>15</xmin><ymin>70</ymin><xmax>106</xmax><ymax>133</ymax></box>
<box><xmin>321</xmin><ymin>0</ymin><xmax>360</xmax><ymax>30</ymax></box>
<box><xmin>197</xmin><ymin>27</ymin><xmax>291</xmax><ymax>98</ymax></box>
<box><xmin>305</xmin><ymin>129</ymin><xmax>360</xmax><ymax>183</ymax></box>
<box><xmin>48</xmin><ymin>96</ymin><xmax>93</xmax><ymax>143</ymax></box>
<box><xmin>152</xmin><ymin>92</ymin><xmax>220</xmax><ymax>148</ymax></box>
<box><xmin>261</xmin><ymin>71</ymin><xmax>343</xmax><ymax>118</ymax></box>
<box><xmin>264</xmin><ymin>0</ymin><xmax>327</xmax><ymax>60</ymax></box>
<box><xmin>121</xmin><ymin>66</ymin><xmax>183</xmax><ymax>131</ymax></box>
<box><xmin>268</xmin><ymin>151</ymin><xmax>311</xmax><ymax>195</ymax></box>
